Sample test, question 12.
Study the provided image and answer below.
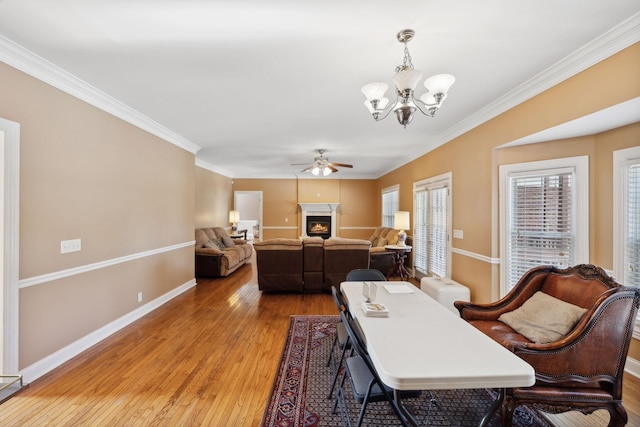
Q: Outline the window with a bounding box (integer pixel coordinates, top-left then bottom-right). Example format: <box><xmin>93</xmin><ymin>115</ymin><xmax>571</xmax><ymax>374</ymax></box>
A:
<box><xmin>500</xmin><ymin>156</ymin><xmax>588</xmax><ymax>294</ymax></box>
<box><xmin>614</xmin><ymin>147</ymin><xmax>640</xmax><ymax>335</ymax></box>
<box><xmin>413</xmin><ymin>173</ymin><xmax>451</xmax><ymax>279</ymax></box>
<box><xmin>381</xmin><ymin>185</ymin><xmax>399</xmax><ymax>227</ymax></box>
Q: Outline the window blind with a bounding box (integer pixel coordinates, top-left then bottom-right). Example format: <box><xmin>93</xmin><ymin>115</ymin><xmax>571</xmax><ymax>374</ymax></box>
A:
<box><xmin>382</xmin><ymin>186</ymin><xmax>399</xmax><ymax>228</ymax></box>
<box><xmin>428</xmin><ymin>187</ymin><xmax>449</xmax><ymax>278</ymax></box>
<box><xmin>507</xmin><ymin>172</ymin><xmax>574</xmax><ymax>290</ymax></box>
<box><xmin>413</xmin><ymin>179</ymin><xmax>449</xmax><ymax>278</ymax></box>
<box><xmin>413</xmin><ymin>191</ymin><xmax>427</xmax><ymax>275</ymax></box>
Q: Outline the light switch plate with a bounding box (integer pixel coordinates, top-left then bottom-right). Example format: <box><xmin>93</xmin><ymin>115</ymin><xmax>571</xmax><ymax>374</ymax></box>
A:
<box><xmin>453</xmin><ymin>229</ymin><xmax>464</xmax><ymax>239</ymax></box>
<box><xmin>61</xmin><ymin>239</ymin><xmax>81</xmax><ymax>254</ymax></box>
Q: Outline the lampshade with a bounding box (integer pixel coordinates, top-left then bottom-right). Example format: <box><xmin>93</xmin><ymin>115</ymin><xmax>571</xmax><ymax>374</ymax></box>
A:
<box><xmin>229</xmin><ymin>210</ymin><xmax>240</xmax><ymax>223</ymax></box>
<box><xmin>392</xmin><ymin>68</ymin><xmax>423</xmax><ymax>91</ymax></box>
<box><xmin>423</xmin><ymin>74</ymin><xmax>456</xmax><ymax>96</ymax></box>
<box><xmin>361</xmin><ymin>82</ymin><xmax>389</xmax><ymax>101</ymax></box>
<box><xmin>394</xmin><ymin>211</ymin><xmax>410</xmax><ymax>230</ymax></box>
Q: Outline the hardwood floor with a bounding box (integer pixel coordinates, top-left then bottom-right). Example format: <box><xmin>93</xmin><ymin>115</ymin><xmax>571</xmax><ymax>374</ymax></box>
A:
<box><xmin>1</xmin><ymin>261</ymin><xmax>638</xmax><ymax>426</ymax></box>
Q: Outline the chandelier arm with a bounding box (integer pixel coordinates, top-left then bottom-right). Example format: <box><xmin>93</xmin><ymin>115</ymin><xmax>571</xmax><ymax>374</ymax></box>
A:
<box><xmin>372</xmin><ymin>99</ymin><xmax>399</xmax><ymax>122</ymax></box>
<box><xmin>412</xmin><ymin>95</ymin><xmax>439</xmax><ymax>117</ymax></box>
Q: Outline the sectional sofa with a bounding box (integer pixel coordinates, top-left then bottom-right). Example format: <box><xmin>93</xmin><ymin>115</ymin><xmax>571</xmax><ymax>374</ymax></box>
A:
<box><xmin>253</xmin><ymin>236</ymin><xmax>371</xmax><ymax>293</ymax></box>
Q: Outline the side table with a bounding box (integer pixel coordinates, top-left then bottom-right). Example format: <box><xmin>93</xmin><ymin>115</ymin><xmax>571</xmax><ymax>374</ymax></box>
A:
<box><xmin>230</xmin><ymin>229</ymin><xmax>247</xmax><ymax>239</ymax></box>
<box><xmin>384</xmin><ymin>245</ymin><xmax>412</xmax><ymax>281</ymax></box>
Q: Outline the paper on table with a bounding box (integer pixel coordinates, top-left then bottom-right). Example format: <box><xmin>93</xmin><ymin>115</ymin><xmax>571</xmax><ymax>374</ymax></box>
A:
<box><xmin>384</xmin><ymin>284</ymin><xmax>415</xmax><ymax>294</ymax></box>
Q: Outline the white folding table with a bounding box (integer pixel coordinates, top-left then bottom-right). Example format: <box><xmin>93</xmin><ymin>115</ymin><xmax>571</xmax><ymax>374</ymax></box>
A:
<box><xmin>340</xmin><ymin>281</ymin><xmax>535</xmax><ymax>426</ymax></box>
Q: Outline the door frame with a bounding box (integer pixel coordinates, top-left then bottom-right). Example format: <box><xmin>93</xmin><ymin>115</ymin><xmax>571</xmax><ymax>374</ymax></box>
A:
<box><xmin>0</xmin><ymin>118</ymin><xmax>20</xmax><ymax>374</ymax></box>
<box><xmin>233</xmin><ymin>191</ymin><xmax>263</xmax><ymax>241</ymax></box>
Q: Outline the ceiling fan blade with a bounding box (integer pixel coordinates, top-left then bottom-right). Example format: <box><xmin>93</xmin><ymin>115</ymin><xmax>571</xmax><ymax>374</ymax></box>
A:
<box><xmin>327</xmin><ymin>165</ymin><xmax>338</xmax><ymax>173</ymax></box>
<box><xmin>329</xmin><ymin>162</ymin><xmax>353</xmax><ymax>168</ymax></box>
<box><xmin>300</xmin><ymin>166</ymin><xmax>313</xmax><ymax>172</ymax></box>
<box><xmin>291</xmin><ymin>162</ymin><xmax>312</xmax><ymax>166</ymax></box>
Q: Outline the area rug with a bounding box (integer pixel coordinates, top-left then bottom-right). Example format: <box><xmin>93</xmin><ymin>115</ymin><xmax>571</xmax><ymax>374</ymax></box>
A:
<box><xmin>261</xmin><ymin>315</ymin><xmax>552</xmax><ymax>427</ymax></box>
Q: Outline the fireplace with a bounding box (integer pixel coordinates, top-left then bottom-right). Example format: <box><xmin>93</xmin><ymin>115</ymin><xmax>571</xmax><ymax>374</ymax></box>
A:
<box><xmin>299</xmin><ymin>203</ymin><xmax>339</xmax><ymax>239</ymax></box>
<box><xmin>307</xmin><ymin>216</ymin><xmax>331</xmax><ymax>239</ymax></box>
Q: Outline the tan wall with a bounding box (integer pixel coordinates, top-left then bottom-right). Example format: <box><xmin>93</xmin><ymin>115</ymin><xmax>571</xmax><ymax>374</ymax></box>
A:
<box><xmin>195</xmin><ymin>167</ymin><xmax>233</xmax><ymax>228</ymax></box>
<box><xmin>232</xmin><ymin>178</ymin><xmax>379</xmax><ymax>240</ymax></box>
<box><xmin>377</xmin><ymin>43</ymin><xmax>640</xmax><ymax>357</ymax></box>
<box><xmin>0</xmin><ymin>62</ymin><xmax>195</xmax><ymax>369</ymax></box>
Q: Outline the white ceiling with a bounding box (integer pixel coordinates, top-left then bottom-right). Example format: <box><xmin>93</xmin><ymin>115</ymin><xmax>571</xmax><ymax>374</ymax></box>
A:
<box><xmin>0</xmin><ymin>1</ymin><xmax>638</xmax><ymax>179</ymax></box>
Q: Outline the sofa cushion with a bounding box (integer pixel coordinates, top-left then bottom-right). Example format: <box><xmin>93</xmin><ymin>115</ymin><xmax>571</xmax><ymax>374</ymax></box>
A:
<box><xmin>221</xmin><ymin>236</ymin><xmax>235</xmax><ymax>247</ymax></box>
<box><xmin>195</xmin><ymin>229</ymin><xmax>210</xmax><ymax>248</ymax></box>
<box><xmin>206</xmin><ymin>239</ymin><xmax>226</xmax><ymax>250</ymax></box>
<box><xmin>498</xmin><ymin>291</ymin><xmax>587</xmax><ymax>344</ymax></box>
<box><xmin>203</xmin><ymin>228</ymin><xmax>217</xmax><ymax>241</ymax></box>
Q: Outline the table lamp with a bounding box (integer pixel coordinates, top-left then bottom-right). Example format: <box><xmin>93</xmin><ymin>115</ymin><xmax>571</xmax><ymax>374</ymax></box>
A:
<box><xmin>394</xmin><ymin>211</ymin><xmax>410</xmax><ymax>247</ymax></box>
<box><xmin>229</xmin><ymin>210</ymin><xmax>240</xmax><ymax>232</ymax></box>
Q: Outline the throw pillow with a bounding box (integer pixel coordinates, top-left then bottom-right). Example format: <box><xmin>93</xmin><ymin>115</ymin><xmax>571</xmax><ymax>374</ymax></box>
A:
<box><xmin>205</xmin><ymin>239</ymin><xmax>226</xmax><ymax>250</ymax></box>
<box><xmin>222</xmin><ymin>236</ymin><xmax>235</xmax><ymax>247</ymax></box>
<box><xmin>376</xmin><ymin>238</ymin><xmax>387</xmax><ymax>247</ymax></box>
<box><xmin>498</xmin><ymin>291</ymin><xmax>587</xmax><ymax>344</ymax></box>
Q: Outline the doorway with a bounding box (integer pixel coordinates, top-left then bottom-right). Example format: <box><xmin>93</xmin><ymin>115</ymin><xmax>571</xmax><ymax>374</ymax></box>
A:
<box><xmin>233</xmin><ymin>191</ymin><xmax>262</xmax><ymax>241</ymax></box>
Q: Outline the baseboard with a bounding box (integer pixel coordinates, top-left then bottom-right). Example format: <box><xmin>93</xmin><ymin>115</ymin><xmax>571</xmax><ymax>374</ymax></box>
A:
<box><xmin>626</xmin><ymin>356</ymin><xmax>640</xmax><ymax>379</ymax></box>
<box><xmin>20</xmin><ymin>278</ymin><xmax>196</xmax><ymax>383</ymax></box>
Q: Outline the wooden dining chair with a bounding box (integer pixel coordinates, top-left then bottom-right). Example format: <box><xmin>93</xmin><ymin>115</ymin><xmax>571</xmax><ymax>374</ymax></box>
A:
<box><xmin>333</xmin><ymin>310</ymin><xmax>420</xmax><ymax>427</ymax></box>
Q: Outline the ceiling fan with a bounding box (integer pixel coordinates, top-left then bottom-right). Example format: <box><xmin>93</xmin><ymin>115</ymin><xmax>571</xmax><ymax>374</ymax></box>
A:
<box><xmin>291</xmin><ymin>149</ymin><xmax>353</xmax><ymax>176</ymax></box>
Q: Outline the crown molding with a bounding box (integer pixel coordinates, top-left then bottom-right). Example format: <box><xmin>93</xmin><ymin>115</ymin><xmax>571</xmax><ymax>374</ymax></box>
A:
<box><xmin>0</xmin><ymin>35</ymin><xmax>201</xmax><ymax>155</ymax></box>
<box><xmin>385</xmin><ymin>12</ymin><xmax>640</xmax><ymax>178</ymax></box>
<box><xmin>195</xmin><ymin>158</ymin><xmax>234</xmax><ymax>177</ymax></box>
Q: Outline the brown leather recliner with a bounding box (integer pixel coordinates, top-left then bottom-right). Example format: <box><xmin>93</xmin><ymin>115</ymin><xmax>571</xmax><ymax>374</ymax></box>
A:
<box><xmin>454</xmin><ymin>264</ymin><xmax>640</xmax><ymax>427</ymax></box>
<box><xmin>323</xmin><ymin>237</ymin><xmax>372</xmax><ymax>291</ymax></box>
<box><xmin>253</xmin><ymin>238</ymin><xmax>304</xmax><ymax>292</ymax></box>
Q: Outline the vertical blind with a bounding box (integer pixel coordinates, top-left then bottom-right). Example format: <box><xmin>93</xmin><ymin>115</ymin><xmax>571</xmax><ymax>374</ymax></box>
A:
<box><xmin>414</xmin><ymin>183</ymin><xmax>449</xmax><ymax>278</ymax></box>
<box><xmin>626</xmin><ymin>163</ymin><xmax>640</xmax><ymax>287</ymax></box>
<box><xmin>429</xmin><ymin>187</ymin><xmax>449</xmax><ymax>278</ymax></box>
<box><xmin>414</xmin><ymin>191</ymin><xmax>427</xmax><ymax>275</ymax></box>
<box><xmin>382</xmin><ymin>187</ymin><xmax>398</xmax><ymax>228</ymax></box>
<box><xmin>507</xmin><ymin>171</ymin><xmax>574</xmax><ymax>290</ymax></box>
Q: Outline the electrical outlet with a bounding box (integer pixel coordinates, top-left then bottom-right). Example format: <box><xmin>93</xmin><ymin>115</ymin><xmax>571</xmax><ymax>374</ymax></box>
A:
<box><xmin>137</xmin><ymin>292</ymin><xmax>143</xmax><ymax>303</ymax></box>
<box><xmin>61</xmin><ymin>239</ymin><xmax>81</xmax><ymax>254</ymax></box>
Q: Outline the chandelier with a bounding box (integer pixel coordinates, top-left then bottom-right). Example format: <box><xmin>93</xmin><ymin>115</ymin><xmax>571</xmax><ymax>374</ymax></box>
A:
<box><xmin>361</xmin><ymin>29</ymin><xmax>455</xmax><ymax>128</ymax></box>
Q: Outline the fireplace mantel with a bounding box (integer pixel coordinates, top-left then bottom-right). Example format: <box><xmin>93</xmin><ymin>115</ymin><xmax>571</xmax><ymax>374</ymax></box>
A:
<box><xmin>299</xmin><ymin>203</ymin><xmax>339</xmax><ymax>238</ymax></box>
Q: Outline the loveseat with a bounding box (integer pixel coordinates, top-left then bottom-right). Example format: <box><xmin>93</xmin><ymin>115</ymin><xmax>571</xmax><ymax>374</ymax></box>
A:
<box><xmin>367</xmin><ymin>226</ymin><xmax>409</xmax><ymax>276</ymax></box>
<box><xmin>254</xmin><ymin>237</ymin><xmax>371</xmax><ymax>293</ymax></box>
<box><xmin>195</xmin><ymin>227</ymin><xmax>253</xmax><ymax>277</ymax></box>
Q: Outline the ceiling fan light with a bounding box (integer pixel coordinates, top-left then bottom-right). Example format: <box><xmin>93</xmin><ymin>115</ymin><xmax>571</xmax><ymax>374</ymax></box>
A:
<box><xmin>322</xmin><ymin>167</ymin><xmax>332</xmax><ymax>176</ymax></box>
<box><xmin>311</xmin><ymin>166</ymin><xmax>320</xmax><ymax>176</ymax></box>
<box><xmin>393</xmin><ymin>68</ymin><xmax>423</xmax><ymax>91</ymax></box>
<box><xmin>423</xmin><ymin>74</ymin><xmax>455</xmax><ymax>97</ymax></box>
<box><xmin>361</xmin><ymin>82</ymin><xmax>389</xmax><ymax>101</ymax></box>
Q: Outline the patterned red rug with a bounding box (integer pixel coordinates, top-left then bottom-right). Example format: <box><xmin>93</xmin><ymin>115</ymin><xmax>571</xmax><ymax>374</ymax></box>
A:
<box><xmin>261</xmin><ymin>315</ymin><xmax>552</xmax><ymax>427</ymax></box>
